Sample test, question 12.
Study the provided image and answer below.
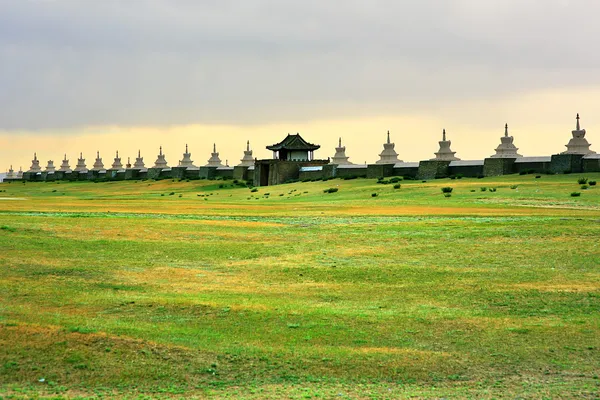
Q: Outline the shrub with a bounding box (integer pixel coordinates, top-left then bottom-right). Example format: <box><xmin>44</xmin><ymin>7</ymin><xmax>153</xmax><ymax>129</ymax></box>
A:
<box><xmin>477</xmin><ymin>175</ymin><xmax>485</xmax><ymax>179</ymax></box>
<box><xmin>250</xmin><ymin>188</ymin><xmax>258</xmax><ymax>193</ymax></box>
<box><xmin>564</xmin><ymin>170</ymin><xmax>572</xmax><ymax>174</ymax></box>
<box><xmin>441</xmin><ymin>187</ymin><xmax>453</xmax><ymax>193</ymax></box>
<box><xmin>393</xmin><ymin>184</ymin><xmax>401</xmax><ymax>189</ymax></box>
<box><xmin>489</xmin><ymin>188</ymin><xmax>497</xmax><ymax>192</ymax></box>
<box><xmin>470</xmin><ymin>189</ymin><xmax>476</xmax><ymax>192</ymax></box>
<box><xmin>219</xmin><ymin>184</ymin><xmax>224</xmax><ymax>189</ymax></box>
<box><xmin>279</xmin><ymin>193</ymin><xmax>284</xmax><ymax>196</ymax></box>
<box><xmin>577</xmin><ymin>177</ymin><xmax>588</xmax><ymax>184</ymax></box>
<box><xmin>389</xmin><ymin>177</ymin><xmax>402</xmax><ymax>183</ymax></box>
<box><xmin>510</xmin><ymin>185</ymin><xmax>518</xmax><ymax>189</ymax></box>
<box><xmin>581</xmin><ymin>185</ymin><xmax>589</xmax><ymax>190</ymax></box>
<box><xmin>178</xmin><ymin>194</ymin><xmax>183</xmax><ymax>197</ymax></box>
<box><xmin>443</xmin><ymin>193</ymin><xmax>452</xmax><ymax>198</ymax></box>
<box><xmin>519</xmin><ymin>171</ymin><xmax>527</xmax><ymax>175</ymax></box>
<box><xmin>323</xmin><ymin>188</ymin><xmax>339</xmax><ymax>193</ymax></box>
<box><xmin>169</xmin><ymin>192</ymin><xmax>175</xmax><ymax>196</ymax></box>
<box><xmin>449</xmin><ymin>175</ymin><xmax>456</xmax><ymax>180</ymax></box>
<box><xmin>456</xmin><ymin>174</ymin><xmax>464</xmax><ymax>180</ymax></box>
<box><xmin>343</xmin><ymin>175</ymin><xmax>357</xmax><ymax>180</ymax></box>
<box><xmin>480</xmin><ymin>187</ymin><xmax>487</xmax><ymax>192</ymax></box>
<box><xmin>535</xmin><ymin>175</ymin><xmax>541</xmax><ymax>179</ymax></box>
<box><xmin>589</xmin><ymin>181</ymin><xmax>597</xmax><ymax>186</ymax></box>
<box><xmin>264</xmin><ymin>193</ymin><xmax>270</xmax><ymax>196</ymax></box>
<box><xmin>371</xmin><ymin>193</ymin><xmax>378</xmax><ymax>197</ymax></box>
<box><xmin>571</xmin><ymin>192</ymin><xmax>581</xmax><ymax>197</ymax></box>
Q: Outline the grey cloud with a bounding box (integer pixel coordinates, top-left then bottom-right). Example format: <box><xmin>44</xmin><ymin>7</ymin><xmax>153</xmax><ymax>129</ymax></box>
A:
<box><xmin>1</xmin><ymin>0</ymin><xmax>599</xmax><ymax>130</ymax></box>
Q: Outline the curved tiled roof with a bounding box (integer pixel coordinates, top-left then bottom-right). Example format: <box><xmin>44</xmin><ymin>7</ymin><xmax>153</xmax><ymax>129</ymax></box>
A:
<box><xmin>266</xmin><ymin>134</ymin><xmax>320</xmax><ymax>151</ymax></box>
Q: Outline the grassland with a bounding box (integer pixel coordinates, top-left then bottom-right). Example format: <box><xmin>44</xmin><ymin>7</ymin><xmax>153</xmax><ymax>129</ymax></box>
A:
<box><xmin>0</xmin><ymin>174</ymin><xmax>599</xmax><ymax>399</ymax></box>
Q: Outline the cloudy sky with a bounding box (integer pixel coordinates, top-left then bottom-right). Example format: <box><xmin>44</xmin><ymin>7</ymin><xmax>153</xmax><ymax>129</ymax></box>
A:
<box><xmin>1</xmin><ymin>0</ymin><xmax>599</xmax><ymax>170</ymax></box>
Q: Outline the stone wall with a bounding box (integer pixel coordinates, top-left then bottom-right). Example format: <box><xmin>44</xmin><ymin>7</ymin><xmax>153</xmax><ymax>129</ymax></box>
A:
<box><xmin>550</xmin><ymin>154</ymin><xmax>584</xmax><ymax>174</ymax></box>
<box><xmin>214</xmin><ymin>168</ymin><xmax>234</xmax><ymax>179</ymax></box>
<box><xmin>255</xmin><ymin>160</ymin><xmax>329</xmax><ymax>186</ymax></box>
<box><xmin>483</xmin><ymin>158</ymin><xmax>516</xmax><ymax>177</ymax></box>
<box><xmin>393</xmin><ymin>166</ymin><xmax>418</xmax><ymax>178</ymax></box>
<box><xmin>417</xmin><ymin>160</ymin><xmax>451</xmax><ymax>180</ymax></box>
<box><xmin>367</xmin><ymin>164</ymin><xmax>394</xmax><ymax>179</ymax></box>
<box><xmin>336</xmin><ymin>166</ymin><xmax>368</xmax><ymax>179</ymax></box>
<box><xmin>513</xmin><ymin>161</ymin><xmax>551</xmax><ymax>174</ymax></box>
<box><xmin>449</xmin><ymin>164</ymin><xmax>484</xmax><ymax>178</ymax></box>
<box><xmin>583</xmin><ymin>157</ymin><xmax>600</xmax><ymax>173</ymax></box>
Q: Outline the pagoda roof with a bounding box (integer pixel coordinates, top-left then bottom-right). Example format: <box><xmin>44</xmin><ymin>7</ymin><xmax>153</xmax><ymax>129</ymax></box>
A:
<box><xmin>266</xmin><ymin>134</ymin><xmax>320</xmax><ymax>151</ymax></box>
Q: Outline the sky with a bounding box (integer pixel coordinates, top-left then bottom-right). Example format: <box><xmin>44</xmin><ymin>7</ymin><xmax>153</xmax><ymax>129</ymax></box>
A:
<box><xmin>1</xmin><ymin>0</ymin><xmax>600</xmax><ymax>171</ymax></box>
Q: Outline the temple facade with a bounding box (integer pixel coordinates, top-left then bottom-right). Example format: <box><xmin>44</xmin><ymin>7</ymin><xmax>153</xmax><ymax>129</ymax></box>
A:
<box><xmin>331</xmin><ymin>138</ymin><xmax>353</xmax><ymax>165</ymax></box>
<box><xmin>267</xmin><ymin>134</ymin><xmax>320</xmax><ymax>161</ymax></box>
<box><xmin>255</xmin><ymin>133</ymin><xmax>328</xmax><ymax>186</ymax></box>
<box><xmin>562</xmin><ymin>114</ymin><xmax>595</xmax><ymax>155</ymax></box>
<box><xmin>431</xmin><ymin>129</ymin><xmax>460</xmax><ymax>161</ymax></box>
<box><xmin>491</xmin><ymin>124</ymin><xmax>522</xmax><ymax>158</ymax></box>
<box><xmin>376</xmin><ymin>131</ymin><xmax>401</xmax><ymax>164</ymax></box>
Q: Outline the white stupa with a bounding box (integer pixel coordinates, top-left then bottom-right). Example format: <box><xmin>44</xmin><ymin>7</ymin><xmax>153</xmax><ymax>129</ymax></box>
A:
<box><xmin>206</xmin><ymin>143</ymin><xmax>224</xmax><ymax>167</ymax></box>
<box><xmin>133</xmin><ymin>150</ymin><xmax>145</xmax><ymax>169</ymax></box>
<box><xmin>74</xmin><ymin>153</ymin><xmax>87</xmax><ymax>172</ymax></box>
<box><xmin>376</xmin><ymin>131</ymin><xmax>402</xmax><ymax>164</ymax></box>
<box><xmin>491</xmin><ymin>124</ymin><xmax>522</xmax><ymax>158</ymax></box>
<box><xmin>431</xmin><ymin>129</ymin><xmax>460</xmax><ymax>161</ymax></box>
<box><xmin>45</xmin><ymin>160</ymin><xmax>56</xmax><ymax>172</ymax></box>
<box><xmin>28</xmin><ymin>153</ymin><xmax>42</xmax><ymax>173</ymax></box>
<box><xmin>59</xmin><ymin>154</ymin><xmax>71</xmax><ymax>172</ymax></box>
<box><xmin>331</xmin><ymin>137</ymin><xmax>353</xmax><ymax>165</ymax></box>
<box><xmin>238</xmin><ymin>141</ymin><xmax>255</xmax><ymax>167</ymax></box>
<box><xmin>6</xmin><ymin>165</ymin><xmax>15</xmax><ymax>179</ymax></box>
<box><xmin>562</xmin><ymin>114</ymin><xmax>596</xmax><ymax>155</ymax></box>
<box><xmin>179</xmin><ymin>144</ymin><xmax>196</xmax><ymax>168</ymax></box>
<box><xmin>92</xmin><ymin>151</ymin><xmax>105</xmax><ymax>171</ymax></box>
<box><xmin>111</xmin><ymin>151</ymin><xmax>124</xmax><ymax>170</ymax></box>
<box><xmin>17</xmin><ymin>167</ymin><xmax>23</xmax><ymax>179</ymax></box>
<box><xmin>154</xmin><ymin>146</ymin><xmax>169</xmax><ymax>168</ymax></box>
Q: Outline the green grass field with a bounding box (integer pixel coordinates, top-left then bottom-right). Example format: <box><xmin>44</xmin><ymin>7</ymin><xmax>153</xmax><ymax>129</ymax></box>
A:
<box><xmin>1</xmin><ymin>174</ymin><xmax>599</xmax><ymax>399</ymax></box>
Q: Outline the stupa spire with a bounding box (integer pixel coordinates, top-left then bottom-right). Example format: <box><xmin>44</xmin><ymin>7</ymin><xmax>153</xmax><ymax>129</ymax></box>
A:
<box><xmin>491</xmin><ymin>123</ymin><xmax>522</xmax><ymax>158</ymax></box>
<box><xmin>154</xmin><ymin>146</ymin><xmax>168</xmax><ymax>168</ymax></box>
<box><xmin>331</xmin><ymin>136</ymin><xmax>353</xmax><ymax>165</ymax></box>
<box><xmin>59</xmin><ymin>153</ymin><xmax>71</xmax><ymax>172</ymax></box>
<box><xmin>377</xmin><ymin>131</ymin><xmax>401</xmax><ymax>164</ymax></box>
<box><xmin>431</xmin><ymin>129</ymin><xmax>460</xmax><ymax>161</ymax></box>
<box><xmin>206</xmin><ymin>143</ymin><xmax>223</xmax><ymax>167</ymax></box>
<box><xmin>74</xmin><ymin>153</ymin><xmax>87</xmax><ymax>172</ymax></box>
<box><xmin>179</xmin><ymin>144</ymin><xmax>196</xmax><ymax>168</ymax></box>
<box><xmin>28</xmin><ymin>152</ymin><xmax>42</xmax><ymax>173</ymax></box>
<box><xmin>562</xmin><ymin>113</ymin><xmax>595</xmax><ymax>155</ymax></box>
<box><xmin>247</xmin><ymin>140</ymin><xmax>250</xmax><ymax>151</ymax></box>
